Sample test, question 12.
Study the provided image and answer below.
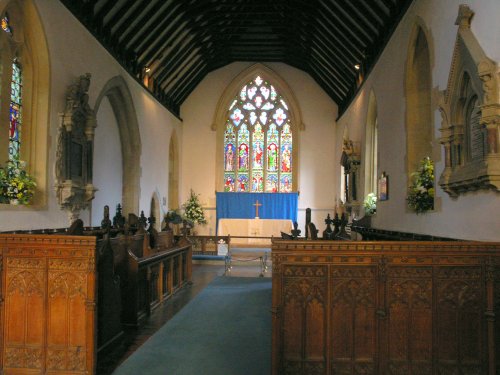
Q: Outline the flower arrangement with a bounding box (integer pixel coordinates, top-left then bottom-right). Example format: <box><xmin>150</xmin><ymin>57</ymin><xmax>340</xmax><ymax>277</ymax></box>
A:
<box><xmin>0</xmin><ymin>157</ymin><xmax>36</xmax><ymax>205</ymax></box>
<box><xmin>407</xmin><ymin>157</ymin><xmax>434</xmax><ymax>214</ymax></box>
<box><xmin>182</xmin><ymin>189</ymin><xmax>207</xmax><ymax>225</ymax></box>
<box><xmin>363</xmin><ymin>192</ymin><xmax>377</xmax><ymax>215</ymax></box>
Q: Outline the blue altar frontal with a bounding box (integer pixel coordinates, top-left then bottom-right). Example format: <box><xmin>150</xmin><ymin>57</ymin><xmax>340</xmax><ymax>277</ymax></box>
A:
<box><xmin>216</xmin><ymin>192</ymin><xmax>298</xmax><ymax>224</ymax></box>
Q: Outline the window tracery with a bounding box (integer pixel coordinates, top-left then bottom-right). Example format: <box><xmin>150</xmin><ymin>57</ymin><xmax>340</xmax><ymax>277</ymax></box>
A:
<box><xmin>223</xmin><ymin>75</ymin><xmax>293</xmax><ymax>193</ymax></box>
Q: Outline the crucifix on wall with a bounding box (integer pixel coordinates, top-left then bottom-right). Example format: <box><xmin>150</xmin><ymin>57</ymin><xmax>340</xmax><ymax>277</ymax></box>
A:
<box><xmin>253</xmin><ymin>199</ymin><xmax>262</xmax><ymax>219</ymax></box>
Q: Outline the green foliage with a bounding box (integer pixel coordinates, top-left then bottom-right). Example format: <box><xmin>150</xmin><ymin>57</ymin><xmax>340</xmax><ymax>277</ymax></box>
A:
<box><xmin>407</xmin><ymin>157</ymin><xmax>435</xmax><ymax>214</ymax></box>
<box><xmin>363</xmin><ymin>192</ymin><xmax>377</xmax><ymax>215</ymax></box>
<box><xmin>0</xmin><ymin>157</ymin><xmax>36</xmax><ymax>204</ymax></box>
<box><xmin>182</xmin><ymin>189</ymin><xmax>207</xmax><ymax>225</ymax></box>
<box><xmin>165</xmin><ymin>209</ymin><xmax>183</xmax><ymax>224</ymax></box>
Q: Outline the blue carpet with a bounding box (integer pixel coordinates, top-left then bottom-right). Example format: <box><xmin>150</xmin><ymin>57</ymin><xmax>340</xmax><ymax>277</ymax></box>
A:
<box><xmin>112</xmin><ymin>277</ymin><xmax>272</xmax><ymax>375</ymax></box>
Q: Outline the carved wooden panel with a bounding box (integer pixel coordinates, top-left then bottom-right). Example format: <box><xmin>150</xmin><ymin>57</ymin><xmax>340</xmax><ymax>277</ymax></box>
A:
<box><xmin>282</xmin><ymin>265</ymin><xmax>328</xmax><ymax>375</ymax></box>
<box><xmin>271</xmin><ymin>240</ymin><xmax>500</xmax><ymax>375</ymax></box>
<box><xmin>387</xmin><ymin>266</ymin><xmax>432</xmax><ymax>375</ymax></box>
<box><xmin>4</xmin><ymin>258</ymin><xmax>45</xmax><ymax>372</ymax></box>
<box><xmin>436</xmin><ymin>267</ymin><xmax>483</xmax><ymax>375</ymax></box>
<box><xmin>331</xmin><ymin>267</ymin><xmax>377</xmax><ymax>375</ymax></box>
<box><xmin>0</xmin><ymin>235</ymin><xmax>96</xmax><ymax>374</ymax></box>
<box><xmin>495</xmin><ymin>267</ymin><xmax>500</xmax><ymax>375</ymax></box>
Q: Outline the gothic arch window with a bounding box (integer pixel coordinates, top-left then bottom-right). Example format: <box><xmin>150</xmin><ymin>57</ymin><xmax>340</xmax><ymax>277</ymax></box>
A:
<box><xmin>0</xmin><ymin>1</ymin><xmax>50</xmax><ymax>206</ymax></box>
<box><xmin>223</xmin><ymin>75</ymin><xmax>293</xmax><ymax>193</ymax></box>
<box><xmin>8</xmin><ymin>58</ymin><xmax>22</xmax><ymax>160</ymax></box>
<box><xmin>364</xmin><ymin>90</ymin><xmax>378</xmax><ymax>197</ymax></box>
<box><xmin>405</xmin><ymin>24</ymin><xmax>433</xmax><ymax>178</ymax></box>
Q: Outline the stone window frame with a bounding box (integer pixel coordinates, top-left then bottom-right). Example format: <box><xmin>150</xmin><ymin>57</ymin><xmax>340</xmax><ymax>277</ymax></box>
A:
<box><xmin>212</xmin><ymin>63</ymin><xmax>304</xmax><ymax>192</ymax></box>
<box><xmin>438</xmin><ymin>5</ymin><xmax>499</xmax><ymax>197</ymax></box>
<box><xmin>0</xmin><ymin>0</ymin><xmax>50</xmax><ymax>209</ymax></box>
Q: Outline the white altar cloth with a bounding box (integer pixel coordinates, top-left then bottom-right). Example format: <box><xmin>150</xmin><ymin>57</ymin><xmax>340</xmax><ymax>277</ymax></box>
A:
<box><xmin>217</xmin><ymin>218</ymin><xmax>292</xmax><ymax>246</ymax></box>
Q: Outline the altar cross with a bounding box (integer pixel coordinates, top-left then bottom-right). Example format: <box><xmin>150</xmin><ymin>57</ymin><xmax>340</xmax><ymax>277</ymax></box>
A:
<box><xmin>253</xmin><ymin>199</ymin><xmax>262</xmax><ymax>219</ymax></box>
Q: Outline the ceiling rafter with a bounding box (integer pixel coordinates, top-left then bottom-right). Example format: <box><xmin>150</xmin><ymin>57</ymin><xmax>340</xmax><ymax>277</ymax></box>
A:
<box><xmin>59</xmin><ymin>0</ymin><xmax>414</xmax><ymax>118</ymax></box>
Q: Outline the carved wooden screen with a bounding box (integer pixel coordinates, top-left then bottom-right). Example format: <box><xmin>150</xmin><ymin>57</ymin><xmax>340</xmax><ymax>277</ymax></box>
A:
<box><xmin>272</xmin><ymin>240</ymin><xmax>500</xmax><ymax>375</ymax></box>
<box><xmin>0</xmin><ymin>234</ymin><xmax>96</xmax><ymax>374</ymax></box>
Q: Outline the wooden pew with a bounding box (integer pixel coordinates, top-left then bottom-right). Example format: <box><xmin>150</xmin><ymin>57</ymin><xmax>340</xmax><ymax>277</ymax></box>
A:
<box><xmin>115</xmin><ymin>232</ymin><xmax>192</xmax><ymax>326</ymax></box>
<box><xmin>271</xmin><ymin>239</ymin><xmax>500</xmax><ymax>375</ymax></box>
<box><xmin>0</xmin><ymin>208</ymin><xmax>194</xmax><ymax>372</ymax></box>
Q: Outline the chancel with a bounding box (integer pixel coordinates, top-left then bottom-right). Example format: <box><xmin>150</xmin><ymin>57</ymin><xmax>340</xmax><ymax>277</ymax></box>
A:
<box><xmin>0</xmin><ymin>1</ymin><xmax>499</xmax><ymax>375</ymax></box>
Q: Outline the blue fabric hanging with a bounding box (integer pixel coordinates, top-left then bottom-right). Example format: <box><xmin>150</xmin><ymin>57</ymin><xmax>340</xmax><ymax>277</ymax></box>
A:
<box><xmin>216</xmin><ymin>192</ymin><xmax>298</xmax><ymax>231</ymax></box>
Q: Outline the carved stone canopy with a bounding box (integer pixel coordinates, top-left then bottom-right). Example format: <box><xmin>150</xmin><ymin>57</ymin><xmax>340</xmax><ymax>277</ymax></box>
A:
<box><xmin>438</xmin><ymin>5</ymin><xmax>500</xmax><ymax>197</ymax></box>
<box><xmin>55</xmin><ymin>73</ymin><xmax>97</xmax><ymax>222</ymax></box>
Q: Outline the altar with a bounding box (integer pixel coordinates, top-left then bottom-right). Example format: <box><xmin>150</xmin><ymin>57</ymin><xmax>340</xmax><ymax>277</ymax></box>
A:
<box><xmin>217</xmin><ymin>218</ymin><xmax>292</xmax><ymax>246</ymax></box>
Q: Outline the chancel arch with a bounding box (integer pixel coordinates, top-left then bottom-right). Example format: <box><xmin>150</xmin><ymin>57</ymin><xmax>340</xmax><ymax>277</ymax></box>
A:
<box><xmin>213</xmin><ymin>64</ymin><xmax>303</xmax><ymax>192</ymax></box>
<box><xmin>94</xmin><ymin>76</ymin><xmax>141</xmax><ymax>216</ymax></box>
<box><xmin>364</xmin><ymin>90</ymin><xmax>378</xmax><ymax>198</ymax></box>
<box><xmin>168</xmin><ymin>131</ymin><xmax>179</xmax><ymax>210</ymax></box>
<box><xmin>0</xmin><ymin>0</ymin><xmax>49</xmax><ymax>207</ymax></box>
<box><xmin>405</xmin><ymin>22</ymin><xmax>434</xmax><ymax>180</ymax></box>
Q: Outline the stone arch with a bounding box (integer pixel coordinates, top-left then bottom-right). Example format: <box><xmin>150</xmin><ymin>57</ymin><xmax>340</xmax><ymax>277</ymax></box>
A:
<box><xmin>364</xmin><ymin>89</ymin><xmax>378</xmax><ymax>197</ymax></box>
<box><xmin>212</xmin><ymin>63</ymin><xmax>304</xmax><ymax>191</ymax></box>
<box><xmin>168</xmin><ymin>130</ymin><xmax>179</xmax><ymax>210</ymax></box>
<box><xmin>94</xmin><ymin>76</ymin><xmax>141</xmax><ymax>216</ymax></box>
<box><xmin>405</xmin><ymin>20</ymin><xmax>434</xmax><ymax>180</ymax></box>
<box><xmin>0</xmin><ymin>0</ymin><xmax>50</xmax><ymax>207</ymax></box>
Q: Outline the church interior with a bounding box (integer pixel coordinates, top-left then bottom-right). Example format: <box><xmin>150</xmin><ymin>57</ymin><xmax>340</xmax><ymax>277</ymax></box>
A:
<box><xmin>0</xmin><ymin>0</ymin><xmax>499</xmax><ymax>374</ymax></box>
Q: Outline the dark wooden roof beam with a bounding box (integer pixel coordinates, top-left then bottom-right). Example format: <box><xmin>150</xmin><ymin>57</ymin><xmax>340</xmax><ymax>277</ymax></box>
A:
<box><xmin>168</xmin><ymin>60</ymin><xmax>208</xmax><ymax>102</ymax></box>
<box><xmin>160</xmin><ymin>51</ymin><xmax>203</xmax><ymax>91</ymax></box>
<box><xmin>137</xmin><ymin>20</ymin><xmax>190</xmax><ymax>66</ymax></box>
<box><xmin>114</xmin><ymin>0</ymin><xmax>171</xmax><ymax>47</ymax></box>
<box><xmin>309</xmin><ymin>52</ymin><xmax>352</xmax><ymax>93</ymax></box>
<box><xmin>152</xmin><ymin>35</ymin><xmax>201</xmax><ymax>82</ymax></box>
<box><xmin>104</xmin><ymin>0</ymin><xmax>139</xmax><ymax>34</ymax></box>
<box><xmin>327</xmin><ymin>0</ymin><xmax>377</xmax><ymax>42</ymax></box>
<box><xmin>310</xmin><ymin>37</ymin><xmax>359</xmax><ymax>77</ymax></box>
<box><xmin>131</xmin><ymin>5</ymin><xmax>187</xmax><ymax>57</ymax></box>
<box><xmin>315</xmin><ymin>16</ymin><xmax>365</xmax><ymax>58</ymax></box>
<box><xmin>318</xmin><ymin>0</ymin><xmax>371</xmax><ymax>47</ymax></box>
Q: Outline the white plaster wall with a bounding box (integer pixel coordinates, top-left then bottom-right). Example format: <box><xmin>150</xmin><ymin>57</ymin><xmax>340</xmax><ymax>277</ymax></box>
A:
<box><xmin>91</xmin><ymin>96</ymin><xmax>122</xmax><ymax>226</ymax></box>
<box><xmin>337</xmin><ymin>0</ymin><xmax>500</xmax><ymax>240</ymax></box>
<box><xmin>180</xmin><ymin>62</ymin><xmax>338</xmax><ymax>235</ymax></box>
<box><xmin>0</xmin><ymin>0</ymin><xmax>181</xmax><ymax>231</ymax></box>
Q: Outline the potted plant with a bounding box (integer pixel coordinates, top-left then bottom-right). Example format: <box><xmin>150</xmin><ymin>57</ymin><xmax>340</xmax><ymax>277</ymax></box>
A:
<box><xmin>363</xmin><ymin>192</ymin><xmax>377</xmax><ymax>216</ymax></box>
<box><xmin>182</xmin><ymin>189</ymin><xmax>207</xmax><ymax>233</ymax></box>
<box><xmin>407</xmin><ymin>157</ymin><xmax>434</xmax><ymax>214</ymax></box>
<box><xmin>0</xmin><ymin>157</ymin><xmax>36</xmax><ymax>205</ymax></box>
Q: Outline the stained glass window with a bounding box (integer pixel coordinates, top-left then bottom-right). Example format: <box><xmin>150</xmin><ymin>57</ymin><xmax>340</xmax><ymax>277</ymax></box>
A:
<box><xmin>223</xmin><ymin>75</ymin><xmax>293</xmax><ymax>192</ymax></box>
<box><xmin>1</xmin><ymin>14</ymin><xmax>12</xmax><ymax>35</ymax></box>
<box><xmin>9</xmin><ymin>61</ymin><xmax>22</xmax><ymax>161</ymax></box>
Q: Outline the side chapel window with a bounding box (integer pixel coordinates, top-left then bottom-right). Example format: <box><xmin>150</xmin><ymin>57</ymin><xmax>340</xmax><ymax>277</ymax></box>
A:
<box><xmin>223</xmin><ymin>75</ymin><xmax>293</xmax><ymax>193</ymax></box>
<box><xmin>9</xmin><ymin>59</ymin><xmax>22</xmax><ymax>161</ymax></box>
<box><xmin>2</xmin><ymin>13</ymin><xmax>23</xmax><ymax>162</ymax></box>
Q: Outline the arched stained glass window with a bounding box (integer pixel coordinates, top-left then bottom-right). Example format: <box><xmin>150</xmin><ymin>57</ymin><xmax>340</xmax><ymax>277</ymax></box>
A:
<box><xmin>9</xmin><ymin>60</ymin><xmax>22</xmax><ymax>161</ymax></box>
<box><xmin>1</xmin><ymin>13</ymin><xmax>12</xmax><ymax>34</ymax></box>
<box><xmin>223</xmin><ymin>75</ymin><xmax>293</xmax><ymax>192</ymax></box>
